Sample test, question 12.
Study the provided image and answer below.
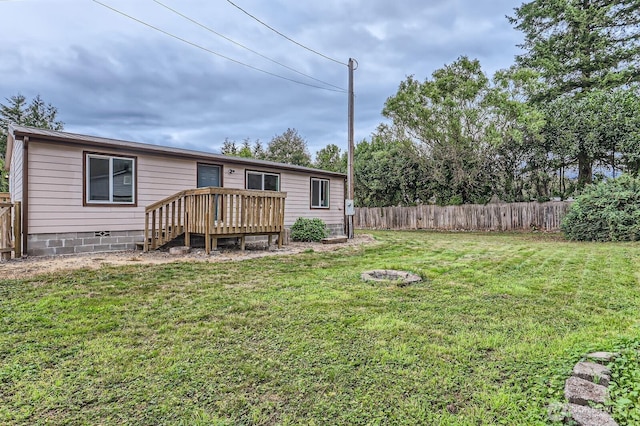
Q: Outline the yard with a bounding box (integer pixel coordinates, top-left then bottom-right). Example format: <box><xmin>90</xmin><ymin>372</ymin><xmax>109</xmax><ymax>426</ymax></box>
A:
<box><xmin>1</xmin><ymin>231</ymin><xmax>639</xmax><ymax>425</ymax></box>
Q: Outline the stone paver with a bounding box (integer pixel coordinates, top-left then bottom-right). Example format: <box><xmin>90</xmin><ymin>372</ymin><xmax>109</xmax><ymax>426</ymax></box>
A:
<box><xmin>586</xmin><ymin>352</ymin><xmax>618</xmax><ymax>363</ymax></box>
<box><xmin>564</xmin><ymin>403</ymin><xmax>617</xmax><ymax>426</ymax></box>
<box><xmin>564</xmin><ymin>376</ymin><xmax>609</xmax><ymax>406</ymax></box>
<box><xmin>573</xmin><ymin>361</ymin><xmax>611</xmax><ymax>386</ymax></box>
<box><xmin>560</xmin><ymin>352</ymin><xmax>620</xmax><ymax>425</ymax></box>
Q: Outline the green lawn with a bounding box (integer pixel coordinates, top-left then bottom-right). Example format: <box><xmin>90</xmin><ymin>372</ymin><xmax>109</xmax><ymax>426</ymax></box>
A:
<box><xmin>1</xmin><ymin>231</ymin><xmax>639</xmax><ymax>425</ymax></box>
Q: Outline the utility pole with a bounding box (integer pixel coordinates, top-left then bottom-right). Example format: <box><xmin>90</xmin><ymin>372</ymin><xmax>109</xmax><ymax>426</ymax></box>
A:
<box><xmin>346</xmin><ymin>58</ymin><xmax>356</xmax><ymax>239</ymax></box>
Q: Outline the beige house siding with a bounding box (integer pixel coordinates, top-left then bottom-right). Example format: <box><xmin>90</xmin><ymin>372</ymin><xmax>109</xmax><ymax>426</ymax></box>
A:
<box><xmin>281</xmin><ymin>171</ymin><xmax>344</xmax><ymax>226</ymax></box>
<box><xmin>26</xmin><ymin>141</ymin><xmax>345</xmax><ymax>235</ymax></box>
<box><xmin>215</xmin><ymin>165</ymin><xmax>345</xmax><ymax>227</ymax></box>
<box><xmin>9</xmin><ymin>137</ymin><xmax>23</xmax><ymax>203</ymax></box>
<box><xmin>28</xmin><ymin>142</ymin><xmax>197</xmax><ymax>234</ymax></box>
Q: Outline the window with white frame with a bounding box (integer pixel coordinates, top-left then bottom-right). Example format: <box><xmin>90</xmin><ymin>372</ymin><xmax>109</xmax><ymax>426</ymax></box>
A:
<box><xmin>311</xmin><ymin>178</ymin><xmax>330</xmax><ymax>208</ymax></box>
<box><xmin>246</xmin><ymin>171</ymin><xmax>280</xmax><ymax>191</ymax></box>
<box><xmin>85</xmin><ymin>153</ymin><xmax>135</xmax><ymax>204</ymax></box>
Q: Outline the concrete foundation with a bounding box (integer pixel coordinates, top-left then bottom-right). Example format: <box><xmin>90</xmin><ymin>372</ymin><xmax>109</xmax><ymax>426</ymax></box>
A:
<box><xmin>26</xmin><ymin>230</ymin><xmax>144</xmax><ymax>256</ymax></box>
<box><xmin>25</xmin><ymin>222</ymin><xmax>344</xmax><ymax>256</ymax></box>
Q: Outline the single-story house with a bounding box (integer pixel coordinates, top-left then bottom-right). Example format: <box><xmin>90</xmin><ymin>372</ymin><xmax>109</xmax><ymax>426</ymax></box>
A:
<box><xmin>4</xmin><ymin>124</ymin><xmax>346</xmax><ymax>256</ymax></box>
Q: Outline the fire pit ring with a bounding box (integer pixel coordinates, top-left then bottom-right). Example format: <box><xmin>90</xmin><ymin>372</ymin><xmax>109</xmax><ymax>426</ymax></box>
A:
<box><xmin>361</xmin><ymin>269</ymin><xmax>422</xmax><ymax>286</ymax></box>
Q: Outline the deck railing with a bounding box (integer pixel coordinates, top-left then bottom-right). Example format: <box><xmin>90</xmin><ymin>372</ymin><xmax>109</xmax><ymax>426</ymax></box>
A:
<box><xmin>144</xmin><ymin>188</ymin><xmax>286</xmax><ymax>253</ymax></box>
<box><xmin>0</xmin><ymin>196</ymin><xmax>22</xmax><ymax>260</ymax></box>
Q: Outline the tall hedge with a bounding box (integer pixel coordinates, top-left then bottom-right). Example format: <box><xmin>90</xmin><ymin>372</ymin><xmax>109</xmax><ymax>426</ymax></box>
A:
<box><xmin>561</xmin><ymin>175</ymin><xmax>640</xmax><ymax>241</ymax></box>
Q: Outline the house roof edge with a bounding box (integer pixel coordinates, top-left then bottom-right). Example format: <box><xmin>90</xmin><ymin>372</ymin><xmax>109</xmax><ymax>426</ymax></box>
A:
<box><xmin>9</xmin><ymin>125</ymin><xmax>347</xmax><ymax>178</ymax></box>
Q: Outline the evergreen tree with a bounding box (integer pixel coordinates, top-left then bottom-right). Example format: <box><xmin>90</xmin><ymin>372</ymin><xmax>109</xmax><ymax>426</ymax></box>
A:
<box><xmin>220</xmin><ymin>138</ymin><xmax>238</xmax><ymax>155</ymax></box>
<box><xmin>238</xmin><ymin>138</ymin><xmax>253</xmax><ymax>158</ymax></box>
<box><xmin>1</xmin><ymin>94</ymin><xmax>64</xmax><ymax>158</ymax></box>
<box><xmin>1</xmin><ymin>94</ymin><xmax>63</xmax><ymax>191</ymax></box>
<box><xmin>510</xmin><ymin>0</ymin><xmax>640</xmax><ymax>100</ymax></box>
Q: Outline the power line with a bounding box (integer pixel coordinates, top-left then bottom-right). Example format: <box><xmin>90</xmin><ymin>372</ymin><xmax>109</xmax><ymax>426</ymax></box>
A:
<box><xmin>225</xmin><ymin>0</ymin><xmax>348</xmax><ymax>67</ymax></box>
<box><xmin>91</xmin><ymin>0</ymin><xmax>347</xmax><ymax>93</ymax></box>
<box><xmin>151</xmin><ymin>0</ymin><xmax>345</xmax><ymax>91</ymax></box>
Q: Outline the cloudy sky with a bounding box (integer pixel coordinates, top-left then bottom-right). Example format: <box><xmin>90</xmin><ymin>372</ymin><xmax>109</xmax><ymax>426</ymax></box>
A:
<box><xmin>1</xmin><ymin>0</ymin><xmax>523</xmax><ymax>156</ymax></box>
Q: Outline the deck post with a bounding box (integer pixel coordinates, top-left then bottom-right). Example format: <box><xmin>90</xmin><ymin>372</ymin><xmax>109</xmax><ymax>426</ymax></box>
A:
<box><xmin>205</xmin><ymin>209</ymin><xmax>211</xmax><ymax>255</ymax></box>
<box><xmin>144</xmin><ymin>211</ymin><xmax>149</xmax><ymax>252</ymax></box>
<box><xmin>177</xmin><ymin>198</ymin><xmax>182</xmax><ymax>235</ymax></box>
<box><xmin>151</xmin><ymin>210</ymin><xmax>157</xmax><ymax>250</ymax></box>
<box><xmin>170</xmin><ymin>201</ymin><xmax>176</xmax><ymax>239</ymax></box>
<box><xmin>185</xmin><ymin>210</ymin><xmax>190</xmax><ymax>247</ymax></box>
<box><xmin>158</xmin><ymin>207</ymin><xmax>164</xmax><ymax>245</ymax></box>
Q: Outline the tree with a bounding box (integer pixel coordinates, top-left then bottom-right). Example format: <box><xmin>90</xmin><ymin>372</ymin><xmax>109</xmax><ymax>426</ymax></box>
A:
<box><xmin>510</xmin><ymin>0</ymin><xmax>640</xmax><ymax>101</ymax></box>
<box><xmin>221</xmin><ymin>137</ymin><xmax>263</xmax><ymax>159</ymax></box>
<box><xmin>238</xmin><ymin>138</ymin><xmax>254</xmax><ymax>158</ymax></box>
<box><xmin>542</xmin><ymin>88</ymin><xmax>640</xmax><ymax>187</ymax></box>
<box><xmin>383</xmin><ymin>57</ymin><xmax>501</xmax><ymax>204</ymax></box>
<box><xmin>220</xmin><ymin>138</ymin><xmax>238</xmax><ymax>155</ymax></box>
<box><xmin>489</xmin><ymin>67</ymin><xmax>549</xmax><ymax>201</ymax></box>
<box><xmin>314</xmin><ymin>143</ymin><xmax>346</xmax><ymax>173</ymax></box>
<box><xmin>252</xmin><ymin>140</ymin><xmax>266</xmax><ymax>159</ymax></box>
<box><xmin>1</xmin><ymin>94</ymin><xmax>64</xmax><ymax>158</ymax></box>
<box><xmin>0</xmin><ymin>158</ymin><xmax>7</xmax><ymax>192</ymax></box>
<box><xmin>511</xmin><ymin>1</ymin><xmax>640</xmax><ymax>186</ymax></box>
<box><xmin>354</xmin><ymin>126</ymin><xmax>429</xmax><ymax>207</ymax></box>
<box><xmin>1</xmin><ymin>94</ymin><xmax>64</xmax><ymax>191</ymax></box>
<box><xmin>264</xmin><ymin>128</ymin><xmax>312</xmax><ymax>166</ymax></box>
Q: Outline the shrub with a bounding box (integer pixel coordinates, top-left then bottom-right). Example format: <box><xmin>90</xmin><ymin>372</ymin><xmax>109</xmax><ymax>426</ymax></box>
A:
<box><xmin>561</xmin><ymin>174</ymin><xmax>640</xmax><ymax>241</ymax></box>
<box><xmin>290</xmin><ymin>217</ymin><xmax>329</xmax><ymax>242</ymax></box>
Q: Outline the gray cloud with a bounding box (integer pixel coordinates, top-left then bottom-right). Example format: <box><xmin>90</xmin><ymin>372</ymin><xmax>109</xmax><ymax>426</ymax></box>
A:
<box><xmin>1</xmin><ymin>0</ymin><xmax>523</xmax><ymax>154</ymax></box>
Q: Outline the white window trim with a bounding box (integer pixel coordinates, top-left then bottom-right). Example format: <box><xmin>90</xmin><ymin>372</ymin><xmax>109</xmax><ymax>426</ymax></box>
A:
<box><xmin>86</xmin><ymin>154</ymin><xmax>136</xmax><ymax>205</ymax></box>
<box><xmin>246</xmin><ymin>170</ymin><xmax>280</xmax><ymax>191</ymax></box>
<box><xmin>311</xmin><ymin>178</ymin><xmax>330</xmax><ymax>209</ymax></box>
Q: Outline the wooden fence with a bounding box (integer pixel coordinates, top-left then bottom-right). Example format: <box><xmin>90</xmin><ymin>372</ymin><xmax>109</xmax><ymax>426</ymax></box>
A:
<box><xmin>0</xmin><ymin>192</ymin><xmax>22</xmax><ymax>260</ymax></box>
<box><xmin>354</xmin><ymin>201</ymin><xmax>573</xmax><ymax>232</ymax></box>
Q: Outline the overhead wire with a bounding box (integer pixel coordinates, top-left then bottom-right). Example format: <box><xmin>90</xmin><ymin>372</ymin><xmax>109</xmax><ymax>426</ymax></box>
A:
<box><xmin>150</xmin><ymin>0</ymin><xmax>346</xmax><ymax>91</ymax></box>
<box><xmin>225</xmin><ymin>0</ymin><xmax>348</xmax><ymax>67</ymax></box>
<box><xmin>91</xmin><ymin>0</ymin><xmax>347</xmax><ymax>93</ymax></box>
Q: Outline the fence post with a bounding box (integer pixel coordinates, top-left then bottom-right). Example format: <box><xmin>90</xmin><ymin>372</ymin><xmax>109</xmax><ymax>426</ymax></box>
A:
<box><xmin>1</xmin><ymin>204</ymin><xmax>9</xmax><ymax>261</ymax></box>
<box><xmin>13</xmin><ymin>202</ymin><xmax>21</xmax><ymax>259</ymax></box>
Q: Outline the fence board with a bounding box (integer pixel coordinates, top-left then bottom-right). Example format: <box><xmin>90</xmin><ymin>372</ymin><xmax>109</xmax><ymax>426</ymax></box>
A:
<box><xmin>354</xmin><ymin>201</ymin><xmax>572</xmax><ymax>232</ymax></box>
<box><xmin>0</xmin><ymin>200</ymin><xmax>21</xmax><ymax>259</ymax></box>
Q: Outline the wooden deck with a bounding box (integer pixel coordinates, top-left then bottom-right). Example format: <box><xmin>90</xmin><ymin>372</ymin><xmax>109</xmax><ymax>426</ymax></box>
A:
<box><xmin>144</xmin><ymin>188</ymin><xmax>286</xmax><ymax>254</ymax></box>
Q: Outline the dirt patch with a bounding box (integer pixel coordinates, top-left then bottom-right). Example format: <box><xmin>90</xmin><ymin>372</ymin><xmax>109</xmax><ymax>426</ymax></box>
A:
<box><xmin>1</xmin><ymin>234</ymin><xmax>377</xmax><ymax>280</ymax></box>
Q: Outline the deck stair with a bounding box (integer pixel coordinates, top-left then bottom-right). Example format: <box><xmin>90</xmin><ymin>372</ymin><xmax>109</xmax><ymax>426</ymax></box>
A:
<box><xmin>144</xmin><ymin>188</ymin><xmax>286</xmax><ymax>254</ymax></box>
